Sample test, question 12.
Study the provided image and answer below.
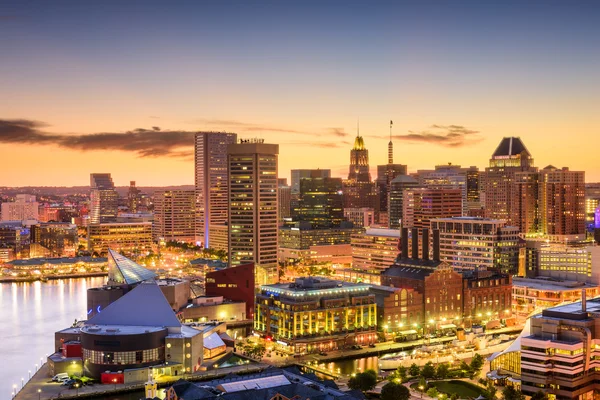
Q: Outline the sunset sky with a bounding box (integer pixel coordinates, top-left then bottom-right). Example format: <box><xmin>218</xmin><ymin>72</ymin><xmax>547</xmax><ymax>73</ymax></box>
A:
<box><xmin>1</xmin><ymin>1</ymin><xmax>599</xmax><ymax>186</ymax></box>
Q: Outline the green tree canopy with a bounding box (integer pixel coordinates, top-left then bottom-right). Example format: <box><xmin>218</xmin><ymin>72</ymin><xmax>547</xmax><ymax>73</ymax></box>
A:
<box><xmin>436</xmin><ymin>363</ymin><xmax>450</xmax><ymax>379</ymax></box>
<box><xmin>409</xmin><ymin>363</ymin><xmax>421</xmax><ymax>377</ymax></box>
<box><xmin>381</xmin><ymin>382</ymin><xmax>410</xmax><ymax>400</ymax></box>
<box><xmin>348</xmin><ymin>371</ymin><xmax>377</xmax><ymax>392</ymax></box>
<box><xmin>502</xmin><ymin>386</ymin><xmax>525</xmax><ymax>400</ymax></box>
<box><xmin>421</xmin><ymin>362</ymin><xmax>436</xmax><ymax>379</ymax></box>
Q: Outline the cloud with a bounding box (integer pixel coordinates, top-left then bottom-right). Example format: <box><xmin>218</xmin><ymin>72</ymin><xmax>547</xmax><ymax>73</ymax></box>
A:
<box><xmin>373</xmin><ymin>124</ymin><xmax>482</xmax><ymax>147</ymax></box>
<box><xmin>328</xmin><ymin>128</ymin><xmax>349</xmax><ymax>137</ymax></box>
<box><xmin>0</xmin><ymin>119</ymin><xmax>195</xmax><ymax>158</ymax></box>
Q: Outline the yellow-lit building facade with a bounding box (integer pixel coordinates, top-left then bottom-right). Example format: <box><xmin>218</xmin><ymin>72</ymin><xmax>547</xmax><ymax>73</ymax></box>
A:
<box><xmin>87</xmin><ymin>222</ymin><xmax>153</xmax><ymax>256</ymax></box>
<box><xmin>254</xmin><ymin>277</ymin><xmax>377</xmax><ymax>354</ymax></box>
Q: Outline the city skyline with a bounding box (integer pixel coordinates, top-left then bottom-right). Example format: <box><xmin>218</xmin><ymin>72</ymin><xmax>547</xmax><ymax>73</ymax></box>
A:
<box><xmin>1</xmin><ymin>1</ymin><xmax>599</xmax><ymax>185</ymax></box>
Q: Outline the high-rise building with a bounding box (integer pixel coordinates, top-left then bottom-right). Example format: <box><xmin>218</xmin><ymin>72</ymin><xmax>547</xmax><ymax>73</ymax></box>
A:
<box><xmin>1</xmin><ymin>194</ymin><xmax>39</xmax><ymax>221</ymax></box>
<box><xmin>278</xmin><ymin>183</ymin><xmax>291</xmax><ymax>226</ymax></box>
<box><xmin>344</xmin><ymin>207</ymin><xmax>375</xmax><ymax>228</ymax></box>
<box><xmin>290</xmin><ymin>169</ymin><xmax>331</xmax><ymax>194</ymax></box>
<box><xmin>228</xmin><ymin>139</ymin><xmax>279</xmax><ymax>284</ymax></box>
<box><xmin>89</xmin><ymin>173</ymin><xmax>118</xmax><ymax>224</ymax></box>
<box><xmin>484</xmin><ymin>137</ymin><xmax>537</xmax><ymax>230</ymax></box>
<box><xmin>388</xmin><ymin>175</ymin><xmax>420</xmax><ymax>229</ymax></box>
<box><xmin>402</xmin><ymin>188</ymin><xmax>462</xmax><ymax>231</ymax></box>
<box><xmin>431</xmin><ymin>217</ymin><xmax>521</xmax><ymax>274</ymax></box>
<box><xmin>127</xmin><ymin>181</ymin><xmax>141</xmax><ymax>213</ymax></box>
<box><xmin>292</xmin><ymin>177</ymin><xmax>344</xmax><ymax>228</ymax></box>
<box><xmin>375</xmin><ymin>128</ymin><xmax>407</xmax><ymax>221</ymax></box>
<box><xmin>538</xmin><ymin>166</ymin><xmax>586</xmax><ymax>235</ymax></box>
<box><xmin>343</xmin><ymin>135</ymin><xmax>379</xmax><ymax>211</ymax></box>
<box><xmin>195</xmin><ymin>132</ymin><xmax>238</xmax><ymax>250</ymax></box>
<box><xmin>351</xmin><ymin>228</ymin><xmax>399</xmax><ymax>273</ymax></box>
<box><xmin>152</xmin><ymin>190</ymin><xmax>197</xmax><ymax>243</ymax></box>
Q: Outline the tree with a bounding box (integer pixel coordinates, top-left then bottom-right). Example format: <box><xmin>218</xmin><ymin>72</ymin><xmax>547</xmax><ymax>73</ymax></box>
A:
<box><xmin>348</xmin><ymin>371</ymin><xmax>377</xmax><ymax>392</ymax></box>
<box><xmin>381</xmin><ymin>382</ymin><xmax>410</xmax><ymax>400</ymax></box>
<box><xmin>436</xmin><ymin>363</ymin><xmax>450</xmax><ymax>379</ymax></box>
<box><xmin>409</xmin><ymin>363</ymin><xmax>421</xmax><ymax>377</ymax></box>
<box><xmin>486</xmin><ymin>380</ymin><xmax>498</xmax><ymax>400</ymax></box>
<box><xmin>530</xmin><ymin>391</ymin><xmax>546</xmax><ymax>400</ymax></box>
<box><xmin>427</xmin><ymin>387</ymin><xmax>439</xmax><ymax>398</ymax></box>
<box><xmin>450</xmin><ymin>393</ymin><xmax>459</xmax><ymax>400</ymax></box>
<box><xmin>471</xmin><ymin>353</ymin><xmax>485</xmax><ymax>371</ymax></box>
<box><xmin>418</xmin><ymin>377</ymin><xmax>427</xmax><ymax>391</ymax></box>
<box><xmin>421</xmin><ymin>362</ymin><xmax>436</xmax><ymax>379</ymax></box>
<box><xmin>396</xmin><ymin>365</ymin><xmax>408</xmax><ymax>383</ymax></box>
<box><xmin>502</xmin><ymin>386</ymin><xmax>525</xmax><ymax>400</ymax></box>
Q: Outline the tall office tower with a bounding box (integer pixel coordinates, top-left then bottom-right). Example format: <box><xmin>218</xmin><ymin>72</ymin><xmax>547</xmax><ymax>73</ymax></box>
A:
<box><xmin>278</xmin><ymin>182</ymin><xmax>291</xmax><ymax>226</ymax></box>
<box><xmin>152</xmin><ymin>190</ymin><xmax>197</xmax><ymax>243</ymax></box>
<box><xmin>343</xmin><ymin>135</ymin><xmax>379</xmax><ymax>211</ymax></box>
<box><xmin>538</xmin><ymin>166</ymin><xmax>586</xmax><ymax>235</ymax></box>
<box><xmin>388</xmin><ymin>175</ymin><xmax>420</xmax><ymax>229</ymax></box>
<box><xmin>292</xmin><ymin>177</ymin><xmax>344</xmax><ymax>228</ymax></box>
<box><xmin>512</xmin><ymin>170</ymin><xmax>539</xmax><ymax>234</ymax></box>
<box><xmin>290</xmin><ymin>169</ymin><xmax>331</xmax><ymax>194</ymax></box>
<box><xmin>484</xmin><ymin>137</ymin><xmax>537</xmax><ymax>229</ymax></box>
<box><xmin>415</xmin><ymin>164</ymin><xmax>480</xmax><ymax>215</ymax></box>
<box><xmin>30</xmin><ymin>222</ymin><xmax>78</xmax><ymax>257</ymax></box>
<box><xmin>1</xmin><ymin>194</ymin><xmax>39</xmax><ymax>221</ymax></box>
<box><xmin>228</xmin><ymin>139</ymin><xmax>279</xmax><ymax>284</ymax></box>
<box><xmin>195</xmin><ymin>132</ymin><xmax>238</xmax><ymax>250</ymax></box>
<box><xmin>402</xmin><ymin>188</ymin><xmax>462</xmax><ymax>230</ymax></box>
<box><xmin>89</xmin><ymin>173</ymin><xmax>118</xmax><ymax>224</ymax></box>
<box><xmin>127</xmin><ymin>181</ymin><xmax>141</xmax><ymax>213</ymax></box>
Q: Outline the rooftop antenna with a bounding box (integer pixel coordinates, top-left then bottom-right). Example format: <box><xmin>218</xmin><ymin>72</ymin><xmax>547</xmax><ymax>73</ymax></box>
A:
<box><xmin>356</xmin><ymin>117</ymin><xmax>360</xmax><ymax>137</ymax></box>
<box><xmin>388</xmin><ymin>120</ymin><xmax>394</xmax><ymax>164</ymax></box>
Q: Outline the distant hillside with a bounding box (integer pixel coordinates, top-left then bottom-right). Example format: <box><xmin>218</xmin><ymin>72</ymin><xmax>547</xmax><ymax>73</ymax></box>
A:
<box><xmin>0</xmin><ymin>185</ymin><xmax>195</xmax><ymax>197</ymax></box>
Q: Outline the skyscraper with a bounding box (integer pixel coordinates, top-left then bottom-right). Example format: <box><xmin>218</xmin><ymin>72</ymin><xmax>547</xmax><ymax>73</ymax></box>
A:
<box><xmin>127</xmin><ymin>181</ymin><xmax>141</xmax><ymax>213</ymax></box>
<box><xmin>228</xmin><ymin>139</ymin><xmax>279</xmax><ymax>284</ymax></box>
<box><xmin>292</xmin><ymin>177</ymin><xmax>344</xmax><ymax>228</ymax></box>
<box><xmin>278</xmin><ymin>182</ymin><xmax>291</xmax><ymax>226</ymax></box>
<box><xmin>290</xmin><ymin>169</ymin><xmax>331</xmax><ymax>194</ymax></box>
<box><xmin>402</xmin><ymin>188</ymin><xmax>463</xmax><ymax>231</ymax></box>
<box><xmin>152</xmin><ymin>190</ymin><xmax>197</xmax><ymax>243</ymax></box>
<box><xmin>484</xmin><ymin>137</ymin><xmax>537</xmax><ymax>229</ymax></box>
<box><xmin>1</xmin><ymin>194</ymin><xmax>39</xmax><ymax>222</ymax></box>
<box><xmin>195</xmin><ymin>132</ymin><xmax>238</xmax><ymax>250</ymax></box>
<box><xmin>343</xmin><ymin>135</ymin><xmax>378</xmax><ymax>211</ymax></box>
<box><xmin>538</xmin><ymin>166</ymin><xmax>586</xmax><ymax>235</ymax></box>
<box><xmin>89</xmin><ymin>173</ymin><xmax>118</xmax><ymax>224</ymax></box>
<box><xmin>388</xmin><ymin>175</ymin><xmax>420</xmax><ymax>229</ymax></box>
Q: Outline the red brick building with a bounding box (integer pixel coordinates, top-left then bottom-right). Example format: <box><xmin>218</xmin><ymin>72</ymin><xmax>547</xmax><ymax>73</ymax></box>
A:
<box><xmin>462</xmin><ymin>268</ymin><xmax>512</xmax><ymax>325</ymax></box>
<box><xmin>205</xmin><ymin>262</ymin><xmax>255</xmax><ymax>319</ymax></box>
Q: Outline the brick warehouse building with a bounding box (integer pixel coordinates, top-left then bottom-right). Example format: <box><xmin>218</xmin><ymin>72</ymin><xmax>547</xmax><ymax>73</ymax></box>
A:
<box><xmin>462</xmin><ymin>268</ymin><xmax>513</xmax><ymax>326</ymax></box>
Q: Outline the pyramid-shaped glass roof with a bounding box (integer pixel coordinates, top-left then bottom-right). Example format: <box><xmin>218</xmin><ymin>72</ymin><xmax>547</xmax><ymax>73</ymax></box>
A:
<box><xmin>86</xmin><ymin>282</ymin><xmax>181</xmax><ymax>327</ymax></box>
<box><xmin>107</xmin><ymin>249</ymin><xmax>157</xmax><ymax>285</ymax></box>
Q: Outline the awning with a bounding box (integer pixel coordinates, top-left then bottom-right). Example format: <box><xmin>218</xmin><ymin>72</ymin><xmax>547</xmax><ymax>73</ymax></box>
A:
<box><xmin>398</xmin><ymin>330</ymin><xmax>418</xmax><ymax>335</ymax></box>
<box><xmin>440</xmin><ymin>324</ymin><xmax>457</xmax><ymax>330</ymax></box>
<box><xmin>204</xmin><ymin>332</ymin><xmax>226</xmax><ymax>350</ymax></box>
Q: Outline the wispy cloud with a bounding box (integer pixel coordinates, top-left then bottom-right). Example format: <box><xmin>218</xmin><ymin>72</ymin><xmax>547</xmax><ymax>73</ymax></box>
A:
<box><xmin>191</xmin><ymin>118</ymin><xmax>320</xmax><ymax>136</ymax></box>
<box><xmin>0</xmin><ymin>119</ymin><xmax>195</xmax><ymax>158</ymax></box>
<box><xmin>373</xmin><ymin>124</ymin><xmax>482</xmax><ymax>147</ymax></box>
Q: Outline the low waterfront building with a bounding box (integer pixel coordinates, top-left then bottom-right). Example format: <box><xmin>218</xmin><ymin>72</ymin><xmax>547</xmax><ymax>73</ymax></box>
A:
<box><xmin>5</xmin><ymin>256</ymin><xmax>107</xmax><ymax>275</ymax></box>
<box><xmin>254</xmin><ymin>277</ymin><xmax>377</xmax><ymax>354</ymax></box>
<box><xmin>512</xmin><ymin>277</ymin><xmax>600</xmax><ymax>320</ymax></box>
<box><xmin>30</xmin><ymin>222</ymin><xmax>78</xmax><ymax>257</ymax></box>
<box><xmin>87</xmin><ymin>222</ymin><xmax>153</xmax><ymax>256</ymax></box>
<box><xmin>520</xmin><ymin>298</ymin><xmax>600</xmax><ymax>398</ymax></box>
<box><xmin>462</xmin><ymin>268</ymin><xmax>513</xmax><ymax>326</ymax></box>
<box><xmin>369</xmin><ymin>285</ymin><xmax>422</xmax><ymax>334</ymax></box>
<box><xmin>351</xmin><ymin>228</ymin><xmax>399</xmax><ymax>273</ymax></box>
<box><xmin>52</xmin><ymin>282</ymin><xmax>204</xmax><ymax>381</ymax></box>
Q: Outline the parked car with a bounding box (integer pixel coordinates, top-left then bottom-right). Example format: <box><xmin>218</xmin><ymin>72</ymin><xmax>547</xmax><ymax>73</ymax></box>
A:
<box><xmin>319</xmin><ymin>351</ymin><xmax>327</xmax><ymax>356</ymax></box>
<box><xmin>351</xmin><ymin>345</ymin><xmax>362</xmax><ymax>350</ymax></box>
<box><xmin>369</xmin><ymin>343</ymin><xmax>376</xmax><ymax>348</ymax></box>
<box><xmin>52</xmin><ymin>373</ymin><xmax>69</xmax><ymax>382</ymax></box>
<box><xmin>61</xmin><ymin>379</ymin><xmax>76</xmax><ymax>386</ymax></box>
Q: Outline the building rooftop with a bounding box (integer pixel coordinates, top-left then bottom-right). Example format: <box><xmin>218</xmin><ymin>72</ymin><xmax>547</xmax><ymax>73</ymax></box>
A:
<box><xmin>391</xmin><ymin>175</ymin><xmax>418</xmax><ymax>184</ymax></box>
<box><xmin>107</xmin><ymin>249</ymin><xmax>156</xmax><ymax>285</ymax></box>
<box><xmin>82</xmin><ymin>324</ymin><xmax>165</xmax><ymax>335</ymax></box>
<box><xmin>491</xmin><ymin>137</ymin><xmax>531</xmax><ymax>158</ymax></box>
<box><xmin>190</xmin><ymin>258</ymin><xmax>228</xmax><ymax>269</ymax></box>
<box><xmin>364</xmin><ymin>228</ymin><xmax>400</xmax><ymax>238</ymax></box>
<box><xmin>262</xmin><ymin>277</ymin><xmax>371</xmax><ymax>297</ymax></box>
<box><xmin>540</xmin><ymin>298</ymin><xmax>600</xmax><ymax>321</ymax></box>
<box><xmin>6</xmin><ymin>256</ymin><xmax>107</xmax><ymax>266</ymax></box>
<box><xmin>512</xmin><ymin>277</ymin><xmax>599</xmax><ymax>291</ymax></box>
<box><xmin>382</xmin><ymin>265</ymin><xmax>435</xmax><ymax>281</ymax></box>
<box><xmin>86</xmin><ymin>282</ymin><xmax>182</xmax><ymax>328</ymax></box>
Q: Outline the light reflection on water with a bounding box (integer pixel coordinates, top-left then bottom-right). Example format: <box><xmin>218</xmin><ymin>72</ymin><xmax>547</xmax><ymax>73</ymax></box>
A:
<box><xmin>0</xmin><ymin>277</ymin><xmax>105</xmax><ymax>395</ymax></box>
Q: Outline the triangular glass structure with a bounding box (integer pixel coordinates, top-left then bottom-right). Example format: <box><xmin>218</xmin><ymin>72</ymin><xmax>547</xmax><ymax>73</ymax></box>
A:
<box><xmin>86</xmin><ymin>282</ymin><xmax>181</xmax><ymax>327</ymax></box>
<box><xmin>107</xmin><ymin>249</ymin><xmax>157</xmax><ymax>285</ymax></box>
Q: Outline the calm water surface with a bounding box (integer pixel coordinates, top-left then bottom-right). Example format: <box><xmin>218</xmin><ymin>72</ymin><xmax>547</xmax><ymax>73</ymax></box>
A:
<box><xmin>0</xmin><ymin>277</ymin><xmax>105</xmax><ymax>395</ymax></box>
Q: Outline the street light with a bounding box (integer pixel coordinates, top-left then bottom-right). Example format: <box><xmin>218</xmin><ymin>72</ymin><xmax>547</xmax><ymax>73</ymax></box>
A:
<box><xmin>38</xmin><ymin>389</ymin><xmax>41</xmax><ymax>400</ymax></box>
<box><xmin>113</xmin><ymin>378</ymin><xmax>117</xmax><ymax>390</ymax></box>
<box><xmin>419</xmin><ymin>385</ymin><xmax>424</xmax><ymax>399</ymax></box>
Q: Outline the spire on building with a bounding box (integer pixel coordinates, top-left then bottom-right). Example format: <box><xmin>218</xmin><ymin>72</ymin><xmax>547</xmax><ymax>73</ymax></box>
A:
<box><xmin>388</xmin><ymin>120</ymin><xmax>393</xmax><ymax>164</ymax></box>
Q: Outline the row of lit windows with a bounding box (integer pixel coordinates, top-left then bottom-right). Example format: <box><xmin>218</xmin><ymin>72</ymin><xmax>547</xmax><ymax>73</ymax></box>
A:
<box><xmin>83</xmin><ymin>347</ymin><xmax>162</xmax><ymax>365</ymax></box>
